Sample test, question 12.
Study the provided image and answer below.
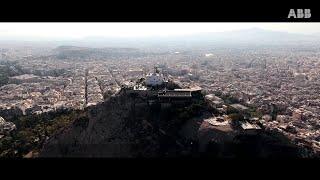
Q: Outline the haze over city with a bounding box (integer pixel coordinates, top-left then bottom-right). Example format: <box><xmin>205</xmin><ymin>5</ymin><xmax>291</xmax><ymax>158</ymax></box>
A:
<box><xmin>1</xmin><ymin>23</ymin><xmax>320</xmax><ymax>40</ymax></box>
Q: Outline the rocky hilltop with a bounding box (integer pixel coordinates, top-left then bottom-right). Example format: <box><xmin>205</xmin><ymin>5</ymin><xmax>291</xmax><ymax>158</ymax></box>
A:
<box><xmin>40</xmin><ymin>89</ymin><xmax>304</xmax><ymax>158</ymax></box>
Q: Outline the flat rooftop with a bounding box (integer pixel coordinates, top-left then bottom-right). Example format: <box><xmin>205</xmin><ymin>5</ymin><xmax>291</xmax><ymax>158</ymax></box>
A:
<box><xmin>10</xmin><ymin>74</ymin><xmax>39</xmax><ymax>80</ymax></box>
<box><xmin>231</xmin><ymin>104</ymin><xmax>249</xmax><ymax>111</ymax></box>
<box><xmin>158</xmin><ymin>90</ymin><xmax>192</xmax><ymax>98</ymax></box>
<box><xmin>240</xmin><ymin>121</ymin><xmax>262</xmax><ymax>130</ymax></box>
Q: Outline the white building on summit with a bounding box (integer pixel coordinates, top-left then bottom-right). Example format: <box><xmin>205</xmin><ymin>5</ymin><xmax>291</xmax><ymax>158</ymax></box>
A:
<box><xmin>145</xmin><ymin>67</ymin><xmax>165</xmax><ymax>87</ymax></box>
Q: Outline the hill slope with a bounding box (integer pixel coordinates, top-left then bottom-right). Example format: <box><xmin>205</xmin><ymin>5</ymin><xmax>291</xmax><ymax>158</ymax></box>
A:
<box><xmin>40</xmin><ymin>90</ymin><xmax>305</xmax><ymax>158</ymax></box>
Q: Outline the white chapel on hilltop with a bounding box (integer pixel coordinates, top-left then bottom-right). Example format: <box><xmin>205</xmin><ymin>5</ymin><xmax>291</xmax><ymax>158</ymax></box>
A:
<box><xmin>145</xmin><ymin>67</ymin><xmax>165</xmax><ymax>87</ymax></box>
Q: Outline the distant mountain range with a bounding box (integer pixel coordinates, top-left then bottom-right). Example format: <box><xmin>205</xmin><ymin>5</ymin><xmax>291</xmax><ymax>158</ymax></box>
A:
<box><xmin>184</xmin><ymin>28</ymin><xmax>317</xmax><ymax>42</ymax></box>
<box><xmin>64</xmin><ymin>28</ymin><xmax>320</xmax><ymax>48</ymax></box>
<box><xmin>1</xmin><ymin>28</ymin><xmax>320</xmax><ymax>48</ymax></box>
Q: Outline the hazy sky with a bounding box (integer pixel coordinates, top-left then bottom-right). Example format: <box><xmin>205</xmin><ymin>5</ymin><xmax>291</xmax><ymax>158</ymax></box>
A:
<box><xmin>0</xmin><ymin>23</ymin><xmax>320</xmax><ymax>40</ymax></box>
